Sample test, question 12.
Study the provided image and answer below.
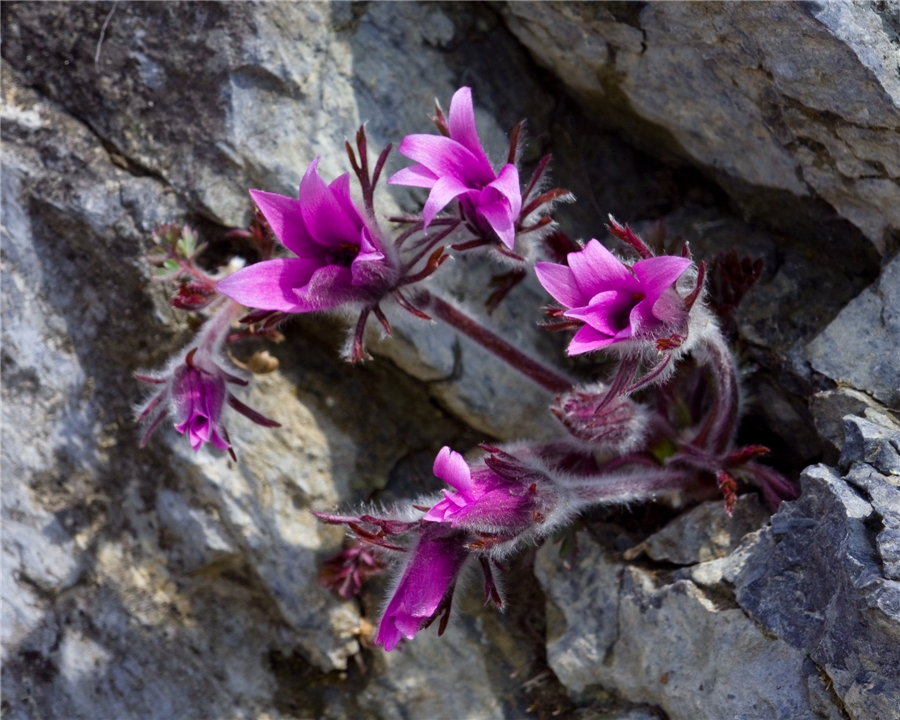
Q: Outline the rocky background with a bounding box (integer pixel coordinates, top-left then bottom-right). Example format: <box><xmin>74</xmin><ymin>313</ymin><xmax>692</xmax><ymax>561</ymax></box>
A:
<box><xmin>2</xmin><ymin>3</ymin><xmax>898</xmax><ymax>719</ymax></box>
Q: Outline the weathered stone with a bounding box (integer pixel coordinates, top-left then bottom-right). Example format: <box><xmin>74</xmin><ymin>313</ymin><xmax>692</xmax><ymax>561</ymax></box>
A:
<box><xmin>807</xmin><ymin>255</ymin><xmax>900</xmax><ymax>408</ymax></box>
<box><xmin>734</xmin><ymin>462</ymin><xmax>900</xmax><ymax>720</ymax></box>
<box><xmin>4</xmin><ymin>1</ymin><xmax>898</xmax><ymax>717</ymax></box>
<box><xmin>631</xmin><ymin>494</ymin><xmax>768</xmax><ymax>566</ymax></box>
<box><xmin>536</xmin><ymin>533</ymin><xmax>841</xmax><ymax>720</ymax></box>
<box><xmin>810</xmin><ymin>388</ymin><xmax>887</xmax><ymax>450</ymax></box>
<box><xmin>839</xmin><ymin>413</ymin><xmax>900</xmax><ymax>476</ymax></box>
<box><xmin>501</xmin><ymin>2</ymin><xmax>900</xmax><ymax>255</ymax></box>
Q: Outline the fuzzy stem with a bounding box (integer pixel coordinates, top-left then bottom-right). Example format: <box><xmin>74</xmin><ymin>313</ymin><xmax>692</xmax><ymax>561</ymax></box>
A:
<box><xmin>421</xmin><ymin>291</ymin><xmax>572</xmax><ymax>394</ymax></box>
<box><xmin>690</xmin><ymin>332</ymin><xmax>740</xmax><ymax>455</ymax></box>
<box><xmin>563</xmin><ymin>467</ymin><xmax>700</xmax><ymax>507</ymax></box>
<box><xmin>199</xmin><ymin>298</ymin><xmax>244</xmax><ymax>355</ymax></box>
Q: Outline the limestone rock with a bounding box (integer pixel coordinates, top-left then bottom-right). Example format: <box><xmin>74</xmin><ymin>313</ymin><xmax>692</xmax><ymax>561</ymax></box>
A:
<box><xmin>501</xmin><ymin>2</ymin><xmax>900</xmax><ymax>255</ymax></box>
<box><xmin>631</xmin><ymin>494</ymin><xmax>769</xmax><ymax>566</ymax></box>
<box><xmin>809</xmin><ymin>387</ymin><xmax>889</xmax><ymax>450</ymax></box>
<box><xmin>734</xmin><ymin>458</ymin><xmax>900</xmax><ymax>720</ymax></box>
<box><xmin>807</xmin><ymin>255</ymin><xmax>900</xmax><ymax>408</ymax></box>
<box><xmin>536</xmin><ymin>533</ymin><xmax>840</xmax><ymax>720</ymax></box>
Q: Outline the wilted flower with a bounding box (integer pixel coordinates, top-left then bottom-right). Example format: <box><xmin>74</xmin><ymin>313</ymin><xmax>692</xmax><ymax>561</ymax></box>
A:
<box><xmin>376</xmin><ymin>523</ymin><xmax>469</xmax><ymax>651</ymax></box>
<box><xmin>535</xmin><ymin>239</ymin><xmax>692</xmax><ymax>355</ymax></box>
<box><xmin>318</xmin><ymin>541</ymin><xmax>386</xmax><ymax>599</ymax></box>
<box><xmin>136</xmin><ymin>302</ymin><xmax>280</xmax><ymax>455</ymax></box>
<box><xmin>388</xmin><ymin>87</ymin><xmax>522</xmax><ymax>250</ymax></box>
<box><xmin>216</xmin><ymin>158</ymin><xmax>399</xmax><ymax>314</ymax></box>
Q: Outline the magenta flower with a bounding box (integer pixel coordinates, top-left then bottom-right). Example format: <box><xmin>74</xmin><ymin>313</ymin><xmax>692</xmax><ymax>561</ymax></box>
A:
<box><xmin>388</xmin><ymin>87</ymin><xmax>522</xmax><ymax>250</ymax></box>
<box><xmin>170</xmin><ymin>359</ymin><xmax>230</xmax><ymax>451</ymax></box>
<box><xmin>535</xmin><ymin>239</ymin><xmax>692</xmax><ymax>355</ymax></box>
<box><xmin>376</xmin><ymin>523</ymin><xmax>469</xmax><ymax>651</ymax></box>
<box><xmin>424</xmin><ymin>447</ymin><xmax>537</xmax><ymax>534</ymax></box>
<box><xmin>136</xmin><ymin>302</ymin><xmax>280</xmax><ymax>455</ymax></box>
<box><xmin>216</xmin><ymin>158</ymin><xmax>398</xmax><ymax>314</ymax></box>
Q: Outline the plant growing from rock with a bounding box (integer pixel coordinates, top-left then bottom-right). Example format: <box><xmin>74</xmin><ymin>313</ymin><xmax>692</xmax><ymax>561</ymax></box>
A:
<box><xmin>136</xmin><ymin>86</ymin><xmax>796</xmax><ymax>652</ymax></box>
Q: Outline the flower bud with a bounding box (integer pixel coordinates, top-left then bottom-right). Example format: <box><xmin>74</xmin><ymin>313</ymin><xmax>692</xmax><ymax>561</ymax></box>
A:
<box><xmin>552</xmin><ymin>384</ymin><xmax>649</xmax><ymax>452</ymax></box>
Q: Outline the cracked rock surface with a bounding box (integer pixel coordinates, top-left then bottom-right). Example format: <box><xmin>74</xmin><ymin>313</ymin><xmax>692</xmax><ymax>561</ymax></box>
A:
<box><xmin>3</xmin><ymin>2</ymin><xmax>899</xmax><ymax>719</ymax></box>
<box><xmin>537</xmin><ymin>410</ymin><xmax>900</xmax><ymax>719</ymax></box>
<box><xmin>502</xmin><ymin>1</ymin><xmax>900</xmax><ymax>256</ymax></box>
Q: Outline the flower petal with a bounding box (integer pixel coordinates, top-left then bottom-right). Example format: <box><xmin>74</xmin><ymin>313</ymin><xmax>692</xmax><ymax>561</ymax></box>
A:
<box><xmin>397</xmin><ymin>134</ymin><xmax>494</xmax><ymax>187</ymax></box>
<box><xmin>568</xmin><ymin>240</ymin><xmax>640</xmax><ymax>299</ymax></box>
<box><xmin>447</xmin><ymin>86</ymin><xmax>492</xmax><ymax>169</ymax></box>
<box><xmin>248</xmin><ymin>189</ymin><xmax>314</xmax><ymax>257</ymax></box>
<box><xmin>535</xmin><ymin>262</ymin><xmax>587</xmax><ymax>308</ymax></box>
<box><xmin>565</xmin><ymin>290</ymin><xmax>636</xmax><ymax>336</ymax></box>
<box><xmin>387</xmin><ymin>164</ymin><xmax>438</xmax><ymax>189</ymax></box>
<box><xmin>567</xmin><ymin>324</ymin><xmax>616</xmax><ymax>356</ymax></box>
<box><xmin>649</xmin><ymin>287</ymin><xmax>688</xmax><ymax>326</ymax></box>
<box><xmin>216</xmin><ymin>258</ymin><xmax>321</xmax><ymax>313</ymax></box>
<box><xmin>299</xmin><ymin>158</ymin><xmax>363</xmax><ymax>246</ymax></box>
<box><xmin>349</xmin><ymin>228</ymin><xmax>387</xmax><ymax>287</ymax></box>
<box><xmin>433</xmin><ymin>446</ymin><xmax>474</xmax><ymax>496</ymax></box>
<box><xmin>486</xmin><ymin>164</ymin><xmax>522</xmax><ymax>219</ymax></box>
<box><xmin>633</xmin><ymin>256</ymin><xmax>692</xmax><ymax>302</ymax></box>
<box><xmin>422</xmin><ymin>174</ymin><xmax>470</xmax><ymax>228</ymax></box>
<box><xmin>477</xmin><ymin>199</ymin><xmax>516</xmax><ymax>250</ymax></box>
<box><xmin>298</xmin><ymin>264</ymin><xmax>354</xmax><ymax>310</ymax></box>
<box><xmin>329</xmin><ymin>172</ymin><xmax>366</xmax><ymax>229</ymax></box>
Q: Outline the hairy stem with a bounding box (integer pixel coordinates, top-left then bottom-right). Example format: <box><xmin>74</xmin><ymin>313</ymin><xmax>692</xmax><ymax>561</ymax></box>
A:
<box><xmin>690</xmin><ymin>332</ymin><xmax>740</xmax><ymax>455</ymax></box>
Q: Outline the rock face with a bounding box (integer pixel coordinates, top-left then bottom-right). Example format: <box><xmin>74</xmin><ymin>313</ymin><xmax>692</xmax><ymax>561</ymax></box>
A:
<box><xmin>807</xmin><ymin>254</ymin><xmax>900</xmax><ymax>409</ymax></box>
<box><xmin>501</xmin><ymin>2</ymin><xmax>900</xmax><ymax>256</ymax></box>
<box><xmin>2</xmin><ymin>2</ymin><xmax>899</xmax><ymax>719</ymax></box>
<box><xmin>537</xmin><ymin>410</ymin><xmax>900</xmax><ymax>720</ymax></box>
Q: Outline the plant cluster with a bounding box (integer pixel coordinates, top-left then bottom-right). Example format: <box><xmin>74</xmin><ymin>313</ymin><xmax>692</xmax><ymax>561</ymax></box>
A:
<box><xmin>137</xmin><ymin>87</ymin><xmax>796</xmax><ymax>652</ymax></box>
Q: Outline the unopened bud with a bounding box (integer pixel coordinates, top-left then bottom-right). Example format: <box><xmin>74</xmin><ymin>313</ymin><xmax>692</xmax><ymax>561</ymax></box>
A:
<box><xmin>552</xmin><ymin>384</ymin><xmax>648</xmax><ymax>451</ymax></box>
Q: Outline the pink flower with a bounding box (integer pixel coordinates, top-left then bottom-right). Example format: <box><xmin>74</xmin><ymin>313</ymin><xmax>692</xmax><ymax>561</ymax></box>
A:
<box><xmin>388</xmin><ymin>87</ymin><xmax>522</xmax><ymax>250</ymax></box>
<box><xmin>424</xmin><ymin>447</ymin><xmax>537</xmax><ymax>534</ymax></box>
<box><xmin>171</xmin><ymin>359</ymin><xmax>230</xmax><ymax>451</ymax></box>
<box><xmin>136</xmin><ymin>302</ymin><xmax>279</xmax><ymax>455</ymax></box>
<box><xmin>376</xmin><ymin>523</ymin><xmax>469</xmax><ymax>651</ymax></box>
<box><xmin>216</xmin><ymin>158</ymin><xmax>398</xmax><ymax>313</ymax></box>
<box><xmin>535</xmin><ymin>240</ymin><xmax>692</xmax><ymax>355</ymax></box>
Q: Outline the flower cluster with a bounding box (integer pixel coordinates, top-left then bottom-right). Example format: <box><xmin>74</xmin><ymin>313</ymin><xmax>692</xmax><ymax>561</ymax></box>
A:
<box><xmin>136</xmin><ymin>86</ymin><xmax>795</xmax><ymax>656</ymax></box>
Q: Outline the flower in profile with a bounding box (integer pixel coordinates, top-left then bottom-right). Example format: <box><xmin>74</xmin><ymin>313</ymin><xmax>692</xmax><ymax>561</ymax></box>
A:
<box><xmin>424</xmin><ymin>446</ymin><xmax>539</xmax><ymax>535</ymax></box>
<box><xmin>376</xmin><ymin>523</ymin><xmax>469</xmax><ymax>651</ymax></box>
<box><xmin>136</xmin><ymin>302</ymin><xmax>280</xmax><ymax>456</ymax></box>
<box><xmin>216</xmin><ymin>158</ymin><xmax>399</xmax><ymax>314</ymax></box>
<box><xmin>388</xmin><ymin>86</ymin><xmax>522</xmax><ymax>250</ymax></box>
<box><xmin>535</xmin><ymin>239</ymin><xmax>692</xmax><ymax>355</ymax></box>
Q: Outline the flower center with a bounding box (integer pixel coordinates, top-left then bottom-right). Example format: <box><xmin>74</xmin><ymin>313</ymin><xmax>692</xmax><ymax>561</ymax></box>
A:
<box><xmin>328</xmin><ymin>242</ymin><xmax>361</xmax><ymax>268</ymax></box>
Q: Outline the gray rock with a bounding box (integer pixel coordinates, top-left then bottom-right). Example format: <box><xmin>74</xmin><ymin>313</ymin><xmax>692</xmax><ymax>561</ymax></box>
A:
<box><xmin>0</xmin><ymin>4</ymin><xmax>579</xmax><ymax>717</ymax></box>
<box><xmin>807</xmin><ymin>255</ymin><xmax>900</xmax><ymax>408</ymax></box>
<box><xmin>631</xmin><ymin>494</ymin><xmax>769</xmax><ymax>566</ymax></box>
<box><xmin>502</xmin><ymin>2</ymin><xmax>900</xmax><ymax>255</ymax></box>
<box><xmin>536</xmin><ymin>533</ymin><xmax>841</xmax><ymax>720</ymax></box>
<box><xmin>1</xmin><ymin>1</ymin><xmax>562</xmax><ymax>443</ymax></box>
<box><xmin>810</xmin><ymin>388</ymin><xmax>887</xmax><ymax>450</ymax></box>
<box><xmin>734</xmin><ymin>462</ymin><xmax>900</xmax><ymax>720</ymax></box>
<box><xmin>839</xmin><ymin>413</ymin><xmax>900</xmax><ymax>475</ymax></box>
